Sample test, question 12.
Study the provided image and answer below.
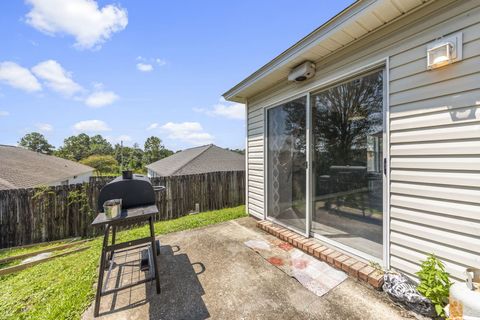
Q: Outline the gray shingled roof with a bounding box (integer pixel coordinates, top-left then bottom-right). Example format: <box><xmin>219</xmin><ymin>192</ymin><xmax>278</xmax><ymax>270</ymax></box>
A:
<box><xmin>146</xmin><ymin>144</ymin><xmax>244</xmax><ymax>176</ymax></box>
<box><xmin>0</xmin><ymin>145</ymin><xmax>94</xmax><ymax>190</ymax></box>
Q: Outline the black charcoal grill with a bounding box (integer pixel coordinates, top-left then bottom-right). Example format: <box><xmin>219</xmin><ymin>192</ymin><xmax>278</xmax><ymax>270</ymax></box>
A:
<box><xmin>98</xmin><ymin>173</ymin><xmax>157</xmax><ymax>211</ymax></box>
<box><xmin>91</xmin><ymin>171</ymin><xmax>164</xmax><ymax>316</ymax></box>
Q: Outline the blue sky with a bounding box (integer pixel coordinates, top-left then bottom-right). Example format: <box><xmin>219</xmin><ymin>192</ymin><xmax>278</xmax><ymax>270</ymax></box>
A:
<box><xmin>0</xmin><ymin>0</ymin><xmax>354</xmax><ymax>151</ymax></box>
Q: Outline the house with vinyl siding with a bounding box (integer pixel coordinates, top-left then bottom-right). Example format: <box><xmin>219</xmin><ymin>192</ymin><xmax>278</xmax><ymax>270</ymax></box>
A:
<box><xmin>223</xmin><ymin>0</ymin><xmax>480</xmax><ymax>280</ymax></box>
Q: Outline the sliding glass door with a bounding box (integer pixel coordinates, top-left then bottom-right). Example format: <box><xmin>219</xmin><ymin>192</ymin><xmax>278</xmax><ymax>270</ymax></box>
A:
<box><xmin>266</xmin><ymin>96</ymin><xmax>307</xmax><ymax>232</ymax></box>
<box><xmin>310</xmin><ymin>70</ymin><xmax>385</xmax><ymax>259</ymax></box>
<box><xmin>264</xmin><ymin>69</ymin><xmax>386</xmax><ymax>260</ymax></box>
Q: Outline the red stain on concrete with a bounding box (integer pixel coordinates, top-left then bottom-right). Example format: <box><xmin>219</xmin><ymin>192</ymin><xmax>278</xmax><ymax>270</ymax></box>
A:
<box><xmin>292</xmin><ymin>259</ymin><xmax>308</xmax><ymax>269</ymax></box>
<box><xmin>278</xmin><ymin>242</ymin><xmax>294</xmax><ymax>251</ymax></box>
<box><xmin>267</xmin><ymin>256</ymin><xmax>284</xmax><ymax>266</ymax></box>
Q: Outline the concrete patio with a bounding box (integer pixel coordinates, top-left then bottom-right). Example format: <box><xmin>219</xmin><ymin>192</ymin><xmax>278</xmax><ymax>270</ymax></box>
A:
<box><xmin>82</xmin><ymin>217</ymin><xmax>411</xmax><ymax>320</ymax></box>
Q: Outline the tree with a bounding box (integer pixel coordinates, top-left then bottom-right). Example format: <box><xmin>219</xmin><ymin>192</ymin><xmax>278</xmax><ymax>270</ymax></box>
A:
<box><xmin>312</xmin><ymin>71</ymin><xmax>383</xmax><ymax>167</ymax></box>
<box><xmin>18</xmin><ymin>132</ymin><xmax>54</xmax><ymax>154</ymax></box>
<box><xmin>143</xmin><ymin>136</ymin><xmax>173</xmax><ymax>164</ymax></box>
<box><xmin>55</xmin><ymin>134</ymin><xmax>113</xmax><ymax>161</ymax></box>
<box><xmin>89</xmin><ymin>135</ymin><xmax>113</xmax><ymax>156</ymax></box>
<box><xmin>56</xmin><ymin>133</ymin><xmax>91</xmax><ymax>161</ymax></box>
<box><xmin>159</xmin><ymin>146</ymin><xmax>174</xmax><ymax>159</ymax></box>
<box><xmin>114</xmin><ymin>143</ymin><xmax>129</xmax><ymax>169</ymax></box>
<box><xmin>128</xmin><ymin>143</ymin><xmax>145</xmax><ymax>172</ymax></box>
<box><xmin>112</xmin><ymin>143</ymin><xmax>147</xmax><ymax>173</ymax></box>
<box><xmin>225</xmin><ymin>148</ymin><xmax>245</xmax><ymax>155</ymax></box>
<box><xmin>80</xmin><ymin>155</ymin><xmax>119</xmax><ymax>175</ymax></box>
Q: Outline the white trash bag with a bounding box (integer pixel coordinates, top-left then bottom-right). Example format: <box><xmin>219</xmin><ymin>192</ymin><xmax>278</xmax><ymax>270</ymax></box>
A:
<box><xmin>382</xmin><ymin>271</ymin><xmax>435</xmax><ymax>317</ymax></box>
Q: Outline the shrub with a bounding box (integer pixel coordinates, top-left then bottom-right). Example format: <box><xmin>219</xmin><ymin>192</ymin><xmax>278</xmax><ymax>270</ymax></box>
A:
<box><xmin>416</xmin><ymin>254</ymin><xmax>452</xmax><ymax>318</ymax></box>
<box><xmin>80</xmin><ymin>155</ymin><xmax>119</xmax><ymax>175</ymax></box>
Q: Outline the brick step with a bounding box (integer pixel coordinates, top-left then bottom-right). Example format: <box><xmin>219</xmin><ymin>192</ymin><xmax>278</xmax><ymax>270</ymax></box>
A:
<box><xmin>257</xmin><ymin>220</ymin><xmax>384</xmax><ymax>289</ymax></box>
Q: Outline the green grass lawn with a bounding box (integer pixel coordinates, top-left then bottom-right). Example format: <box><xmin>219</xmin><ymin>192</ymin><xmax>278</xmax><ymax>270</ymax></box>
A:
<box><xmin>0</xmin><ymin>205</ymin><xmax>246</xmax><ymax>320</ymax></box>
<box><xmin>0</xmin><ymin>240</ymin><xmax>75</xmax><ymax>261</ymax></box>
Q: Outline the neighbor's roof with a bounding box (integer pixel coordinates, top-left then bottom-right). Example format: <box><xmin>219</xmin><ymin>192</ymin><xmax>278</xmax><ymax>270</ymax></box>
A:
<box><xmin>146</xmin><ymin>144</ymin><xmax>245</xmax><ymax>176</ymax></box>
<box><xmin>0</xmin><ymin>145</ymin><xmax>94</xmax><ymax>190</ymax></box>
<box><xmin>223</xmin><ymin>0</ymin><xmax>430</xmax><ymax>103</ymax></box>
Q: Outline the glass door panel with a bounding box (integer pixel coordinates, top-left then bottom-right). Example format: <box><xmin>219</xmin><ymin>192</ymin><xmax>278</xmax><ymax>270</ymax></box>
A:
<box><xmin>311</xmin><ymin>70</ymin><xmax>384</xmax><ymax>259</ymax></box>
<box><xmin>267</xmin><ymin>96</ymin><xmax>307</xmax><ymax>232</ymax></box>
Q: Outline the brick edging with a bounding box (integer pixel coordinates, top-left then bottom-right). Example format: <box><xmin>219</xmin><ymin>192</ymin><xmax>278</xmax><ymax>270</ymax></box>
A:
<box><xmin>257</xmin><ymin>220</ymin><xmax>384</xmax><ymax>289</ymax></box>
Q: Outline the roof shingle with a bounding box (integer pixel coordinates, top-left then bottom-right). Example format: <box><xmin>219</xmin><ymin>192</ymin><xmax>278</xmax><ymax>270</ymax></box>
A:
<box><xmin>0</xmin><ymin>145</ymin><xmax>94</xmax><ymax>190</ymax></box>
<box><xmin>146</xmin><ymin>144</ymin><xmax>244</xmax><ymax>176</ymax></box>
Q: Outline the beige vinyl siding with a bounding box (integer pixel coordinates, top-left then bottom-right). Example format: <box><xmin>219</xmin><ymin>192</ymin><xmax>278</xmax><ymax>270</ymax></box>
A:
<box><xmin>246</xmin><ymin>102</ymin><xmax>265</xmax><ymax>217</ymax></box>
<box><xmin>388</xmin><ymin>1</ymin><xmax>480</xmax><ymax>280</ymax></box>
<box><xmin>245</xmin><ymin>0</ymin><xmax>480</xmax><ymax>279</ymax></box>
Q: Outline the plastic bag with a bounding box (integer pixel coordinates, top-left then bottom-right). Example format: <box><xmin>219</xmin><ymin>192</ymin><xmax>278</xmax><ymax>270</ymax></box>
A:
<box><xmin>382</xmin><ymin>271</ymin><xmax>436</xmax><ymax>317</ymax></box>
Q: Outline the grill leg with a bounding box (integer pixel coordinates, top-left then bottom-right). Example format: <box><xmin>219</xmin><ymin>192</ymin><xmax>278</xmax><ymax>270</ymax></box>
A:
<box><xmin>94</xmin><ymin>224</ymin><xmax>110</xmax><ymax>317</ymax></box>
<box><xmin>149</xmin><ymin>217</ymin><xmax>161</xmax><ymax>294</ymax></box>
<box><xmin>109</xmin><ymin>225</ymin><xmax>116</xmax><ymax>261</ymax></box>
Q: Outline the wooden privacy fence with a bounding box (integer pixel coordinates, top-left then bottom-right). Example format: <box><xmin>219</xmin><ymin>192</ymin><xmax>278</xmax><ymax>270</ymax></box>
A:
<box><xmin>0</xmin><ymin>171</ymin><xmax>245</xmax><ymax>249</ymax></box>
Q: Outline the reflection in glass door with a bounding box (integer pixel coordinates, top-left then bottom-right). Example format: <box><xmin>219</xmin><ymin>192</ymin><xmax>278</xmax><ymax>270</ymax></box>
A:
<box><xmin>267</xmin><ymin>97</ymin><xmax>307</xmax><ymax>232</ymax></box>
<box><xmin>311</xmin><ymin>70</ymin><xmax>384</xmax><ymax>259</ymax></box>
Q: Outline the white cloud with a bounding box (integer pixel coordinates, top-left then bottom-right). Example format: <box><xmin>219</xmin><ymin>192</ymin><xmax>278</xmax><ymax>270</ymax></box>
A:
<box><xmin>85</xmin><ymin>90</ymin><xmax>119</xmax><ymax>107</ymax></box>
<box><xmin>92</xmin><ymin>82</ymin><xmax>104</xmax><ymax>90</ymax></box>
<box><xmin>194</xmin><ymin>98</ymin><xmax>245</xmax><ymax>120</ymax></box>
<box><xmin>0</xmin><ymin>60</ymin><xmax>119</xmax><ymax>107</ymax></box>
<box><xmin>136</xmin><ymin>56</ymin><xmax>166</xmax><ymax>71</ymax></box>
<box><xmin>155</xmin><ymin>58</ymin><xmax>166</xmax><ymax>66</ymax></box>
<box><xmin>160</xmin><ymin>122</ymin><xmax>214</xmax><ymax>146</ymax></box>
<box><xmin>36</xmin><ymin>122</ymin><xmax>53</xmax><ymax>132</ymax></box>
<box><xmin>73</xmin><ymin>119</ymin><xmax>111</xmax><ymax>132</ymax></box>
<box><xmin>0</xmin><ymin>111</ymin><xmax>9</xmax><ymax>117</ymax></box>
<box><xmin>25</xmin><ymin>0</ymin><xmax>128</xmax><ymax>49</ymax></box>
<box><xmin>136</xmin><ymin>63</ymin><xmax>153</xmax><ymax>72</ymax></box>
<box><xmin>0</xmin><ymin>61</ymin><xmax>42</xmax><ymax>92</ymax></box>
<box><xmin>210</xmin><ymin>102</ymin><xmax>245</xmax><ymax>119</ymax></box>
<box><xmin>146</xmin><ymin>123</ymin><xmax>159</xmax><ymax>130</ymax></box>
<box><xmin>32</xmin><ymin>60</ymin><xmax>83</xmax><ymax>96</ymax></box>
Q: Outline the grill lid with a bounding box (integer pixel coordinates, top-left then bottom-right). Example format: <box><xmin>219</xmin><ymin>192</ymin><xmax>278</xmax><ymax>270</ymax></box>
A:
<box><xmin>98</xmin><ymin>173</ymin><xmax>156</xmax><ymax>212</ymax></box>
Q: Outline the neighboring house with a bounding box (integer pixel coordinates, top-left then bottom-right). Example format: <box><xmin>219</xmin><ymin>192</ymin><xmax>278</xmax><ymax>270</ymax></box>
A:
<box><xmin>146</xmin><ymin>144</ymin><xmax>244</xmax><ymax>177</ymax></box>
<box><xmin>224</xmin><ymin>0</ymin><xmax>480</xmax><ymax>280</ymax></box>
<box><xmin>0</xmin><ymin>145</ymin><xmax>94</xmax><ymax>190</ymax></box>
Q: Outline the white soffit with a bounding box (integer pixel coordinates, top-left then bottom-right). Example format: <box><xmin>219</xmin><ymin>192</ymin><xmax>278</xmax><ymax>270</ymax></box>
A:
<box><xmin>223</xmin><ymin>0</ymin><xmax>429</xmax><ymax>103</ymax></box>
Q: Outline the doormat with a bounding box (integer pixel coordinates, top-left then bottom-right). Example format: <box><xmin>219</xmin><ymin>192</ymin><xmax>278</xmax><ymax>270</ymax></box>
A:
<box><xmin>245</xmin><ymin>238</ymin><xmax>347</xmax><ymax>297</ymax></box>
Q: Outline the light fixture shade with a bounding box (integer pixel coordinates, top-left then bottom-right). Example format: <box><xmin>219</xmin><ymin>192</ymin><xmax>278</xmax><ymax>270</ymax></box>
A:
<box><xmin>426</xmin><ymin>32</ymin><xmax>463</xmax><ymax>70</ymax></box>
<box><xmin>427</xmin><ymin>42</ymin><xmax>453</xmax><ymax>68</ymax></box>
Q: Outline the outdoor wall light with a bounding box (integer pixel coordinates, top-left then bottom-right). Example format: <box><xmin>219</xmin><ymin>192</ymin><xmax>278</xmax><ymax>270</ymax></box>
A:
<box><xmin>428</xmin><ymin>42</ymin><xmax>453</xmax><ymax>67</ymax></box>
<box><xmin>427</xmin><ymin>32</ymin><xmax>462</xmax><ymax>70</ymax></box>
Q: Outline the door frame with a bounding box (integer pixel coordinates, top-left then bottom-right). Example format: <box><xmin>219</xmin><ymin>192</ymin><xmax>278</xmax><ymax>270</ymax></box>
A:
<box><xmin>308</xmin><ymin>60</ymin><xmax>390</xmax><ymax>267</ymax></box>
<box><xmin>264</xmin><ymin>93</ymin><xmax>310</xmax><ymax>238</ymax></box>
<box><xmin>262</xmin><ymin>58</ymin><xmax>390</xmax><ymax>268</ymax></box>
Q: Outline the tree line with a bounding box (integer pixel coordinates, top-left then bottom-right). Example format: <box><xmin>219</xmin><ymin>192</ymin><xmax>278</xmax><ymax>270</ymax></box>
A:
<box><xmin>18</xmin><ymin>132</ymin><xmax>174</xmax><ymax>175</ymax></box>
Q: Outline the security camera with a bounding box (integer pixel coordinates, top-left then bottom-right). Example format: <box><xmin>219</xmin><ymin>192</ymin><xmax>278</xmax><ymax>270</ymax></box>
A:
<box><xmin>288</xmin><ymin>61</ymin><xmax>316</xmax><ymax>82</ymax></box>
